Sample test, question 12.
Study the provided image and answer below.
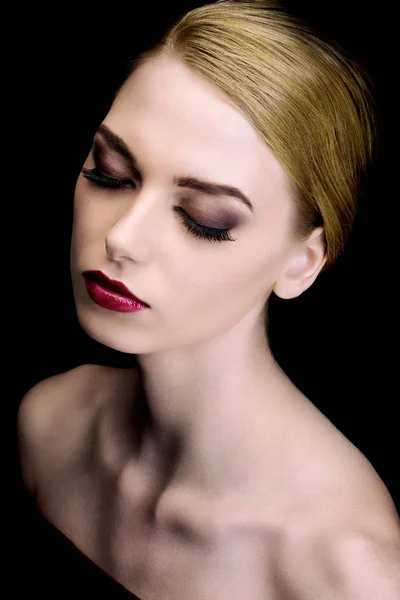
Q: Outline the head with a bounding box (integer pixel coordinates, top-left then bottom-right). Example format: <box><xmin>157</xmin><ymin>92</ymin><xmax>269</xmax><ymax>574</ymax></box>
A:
<box><xmin>70</xmin><ymin>0</ymin><xmax>377</xmax><ymax>356</ymax></box>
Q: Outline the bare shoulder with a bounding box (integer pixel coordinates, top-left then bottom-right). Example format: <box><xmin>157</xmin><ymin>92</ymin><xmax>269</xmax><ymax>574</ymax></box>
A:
<box><xmin>17</xmin><ymin>363</ymin><xmax>116</xmax><ymax>496</ymax></box>
<box><xmin>275</xmin><ymin>425</ymin><xmax>400</xmax><ymax>598</ymax></box>
<box><xmin>270</xmin><ymin>391</ymin><xmax>400</xmax><ymax>597</ymax></box>
<box><xmin>277</xmin><ymin>510</ymin><xmax>400</xmax><ymax>599</ymax></box>
<box><xmin>17</xmin><ymin>363</ymin><xmax>105</xmax><ymax>430</ymax></box>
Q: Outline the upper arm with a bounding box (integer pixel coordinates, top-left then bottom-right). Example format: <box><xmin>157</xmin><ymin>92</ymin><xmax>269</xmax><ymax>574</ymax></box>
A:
<box><xmin>17</xmin><ymin>364</ymin><xmax>100</xmax><ymax>497</ymax></box>
<box><xmin>336</xmin><ymin>531</ymin><xmax>400</xmax><ymax>600</ymax></box>
<box><xmin>280</xmin><ymin>525</ymin><xmax>400</xmax><ymax>600</ymax></box>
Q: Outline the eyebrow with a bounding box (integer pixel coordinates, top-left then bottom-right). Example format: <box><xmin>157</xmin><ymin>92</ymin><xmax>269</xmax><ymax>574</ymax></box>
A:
<box><xmin>95</xmin><ymin>123</ymin><xmax>254</xmax><ymax>211</ymax></box>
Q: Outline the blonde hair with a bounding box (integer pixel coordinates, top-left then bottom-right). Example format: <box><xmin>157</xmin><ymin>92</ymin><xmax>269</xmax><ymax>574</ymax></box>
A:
<box><xmin>118</xmin><ymin>0</ymin><xmax>378</xmax><ymax>270</ymax></box>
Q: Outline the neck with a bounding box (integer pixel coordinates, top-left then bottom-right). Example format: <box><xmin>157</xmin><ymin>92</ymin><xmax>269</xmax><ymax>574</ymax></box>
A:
<box><xmin>128</xmin><ymin>311</ymin><xmax>297</xmax><ymax>497</ymax></box>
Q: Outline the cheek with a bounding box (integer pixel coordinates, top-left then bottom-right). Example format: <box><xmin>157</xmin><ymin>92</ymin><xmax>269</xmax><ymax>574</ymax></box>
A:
<box><xmin>159</xmin><ymin>255</ymin><xmax>269</xmax><ymax>344</ymax></box>
<box><xmin>73</xmin><ymin>182</ymin><xmax>97</xmax><ymax>230</ymax></box>
<box><xmin>71</xmin><ymin>184</ymin><xmax>111</xmax><ymax>252</ymax></box>
<box><xmin>72</xmin><ymin>180</ymin><xmax>88</xmax><ymax>230</ymax></box>
<box><xmin>70</xmin><ymin>186</ymin><xmax>101</xmax><ymax>273</ymax></box>
<box><xmin>172</xmin><ymin>243</ymin><xmax>278</xmax><ymax>321</ymax></box>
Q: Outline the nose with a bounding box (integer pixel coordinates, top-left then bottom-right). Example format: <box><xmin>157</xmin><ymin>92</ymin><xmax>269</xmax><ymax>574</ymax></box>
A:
<box><xmin>105</xmin><ymin>189</ymin><xmax>168</xmax><ymax>262</ymax></box>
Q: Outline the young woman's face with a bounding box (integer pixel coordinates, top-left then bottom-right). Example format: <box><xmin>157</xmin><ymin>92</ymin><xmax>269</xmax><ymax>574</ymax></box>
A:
<box><xmin>71</xmin><ymin>52</ymin><xmax>298</xmax><ymax>354</ymax></box>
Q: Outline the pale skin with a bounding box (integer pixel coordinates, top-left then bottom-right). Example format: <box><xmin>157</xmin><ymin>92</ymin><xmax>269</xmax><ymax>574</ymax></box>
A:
<box><xmin>18</xmin><ymin>52</ymin><xmax>400</xmax><ymax>599</ymax></box>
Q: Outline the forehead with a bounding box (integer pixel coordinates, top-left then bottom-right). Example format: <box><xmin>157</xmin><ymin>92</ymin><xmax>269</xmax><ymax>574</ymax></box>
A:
<box><xmin>105</xmin><ymin>53</ymin><xmax>293</xmax><ymax>211</ymax></box>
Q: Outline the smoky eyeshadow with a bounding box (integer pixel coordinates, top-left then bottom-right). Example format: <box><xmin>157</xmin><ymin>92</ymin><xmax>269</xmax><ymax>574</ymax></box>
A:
<box><xmin>187</xmin><ymin>208</ymin><xmax>241</xmax><ymax>230</ymax></box>
<box><xmin>93</xmin><ymin>141</ymin><xmax>118</xmax><ymax>166</ymax></box>
<box><xmin>92</xmin><ymin>143</ymin><xmax>110</xmax><ymax>170</ymax></box>
<box><xmin>93</xmin><ymin>142</ymin><xmax>140</xmax><ymax>180</ymax></box>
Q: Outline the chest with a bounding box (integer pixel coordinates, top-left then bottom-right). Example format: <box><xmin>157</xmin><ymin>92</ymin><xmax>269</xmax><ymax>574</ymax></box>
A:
<box><xmin>37</xmin><ymin>463</ymin><xmax>287</xmax><ymax>600</ymax></box>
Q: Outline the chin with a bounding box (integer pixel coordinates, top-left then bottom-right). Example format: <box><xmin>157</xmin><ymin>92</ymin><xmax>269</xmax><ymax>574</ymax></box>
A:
<box><xmin>75</xmin><ymin>307</ymin><xmax>155</xmax><ymax>355</ymax></box>
<box><xmin>82</xmin><ymin>326</ymin><xmax>136</xmax><ymax>355</ymax></box>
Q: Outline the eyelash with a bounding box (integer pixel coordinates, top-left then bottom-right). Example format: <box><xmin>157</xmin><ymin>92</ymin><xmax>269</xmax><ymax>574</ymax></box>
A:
<box><xmin>81</xmin><ymin>167</ymin><xmax>236</xmax><ymax>243</ymax></box>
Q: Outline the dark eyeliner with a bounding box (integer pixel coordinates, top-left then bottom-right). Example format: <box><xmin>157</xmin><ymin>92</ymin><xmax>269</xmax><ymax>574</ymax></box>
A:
<box><xmin>81</xmin><ymin>167</ymin><xmax>132</xmax><ymax>189</ymax></box>
<box><xmin>80</xmin><ymin>167</ymin><xmax>236</xmax><ymax>243</ymax></box>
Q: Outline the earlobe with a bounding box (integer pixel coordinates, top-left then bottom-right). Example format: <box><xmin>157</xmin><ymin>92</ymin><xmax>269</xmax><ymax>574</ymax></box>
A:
<box><xmin>273</xmin><ymin>227</ymin><xmax>327</xmax><ymax>300</ymax></box>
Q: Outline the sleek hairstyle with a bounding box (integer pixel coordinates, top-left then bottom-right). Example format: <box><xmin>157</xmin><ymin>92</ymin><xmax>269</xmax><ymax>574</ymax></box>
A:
<box><xmin>116</xmin><ymin>0</ymin><xmax>378</xmax><ymax>270</ymax></box>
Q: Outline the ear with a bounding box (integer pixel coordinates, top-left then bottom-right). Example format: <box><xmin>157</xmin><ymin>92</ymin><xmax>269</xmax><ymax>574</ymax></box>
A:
<box><xmin>273</xmin><ymin>227</ymin><xmax>327</xmax><ymax>300</ymax></box>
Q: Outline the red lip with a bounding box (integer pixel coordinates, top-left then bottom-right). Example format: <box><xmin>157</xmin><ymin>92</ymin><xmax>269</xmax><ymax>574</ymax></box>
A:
<box><xmin>82</xmin><ymin>270</ymin><xmax>150</xmax><ymax>306</ymax></box>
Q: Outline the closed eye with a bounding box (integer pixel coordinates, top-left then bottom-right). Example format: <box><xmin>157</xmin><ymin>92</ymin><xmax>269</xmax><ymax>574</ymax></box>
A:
<box><xmin>81</xmin><ymin>167</ymin><xmax>133</xmax><ymax>189</ymax></box>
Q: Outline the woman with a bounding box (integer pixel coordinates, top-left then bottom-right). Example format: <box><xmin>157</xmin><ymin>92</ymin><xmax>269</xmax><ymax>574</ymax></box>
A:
<box><xmin>17</xmin><ymin>1</ymin><xmax>400</xmax><ymax>598</ymax></box>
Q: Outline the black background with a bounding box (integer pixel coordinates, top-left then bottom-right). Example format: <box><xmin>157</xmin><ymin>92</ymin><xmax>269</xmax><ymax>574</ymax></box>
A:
<box><xmin>11</xmin><ymin>1</ymin><xmax>396</xmax><ymax>597</ymax></box>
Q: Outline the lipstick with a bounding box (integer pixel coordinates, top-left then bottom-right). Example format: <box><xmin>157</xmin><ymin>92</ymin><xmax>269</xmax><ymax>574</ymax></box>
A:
<box><xmin>82</xmin><ymin>270</ymin><xmax>150</xmax><ymax>313</ymax></box>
